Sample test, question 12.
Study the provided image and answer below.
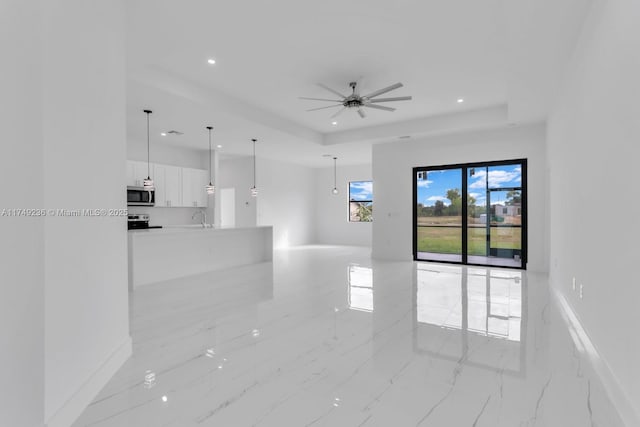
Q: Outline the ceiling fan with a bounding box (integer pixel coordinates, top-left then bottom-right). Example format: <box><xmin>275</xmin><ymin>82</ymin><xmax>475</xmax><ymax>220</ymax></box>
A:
<box><xmin>300</xmin><ymin>80</ymin><xmax>412</xmax><ymax>119</ymax></box>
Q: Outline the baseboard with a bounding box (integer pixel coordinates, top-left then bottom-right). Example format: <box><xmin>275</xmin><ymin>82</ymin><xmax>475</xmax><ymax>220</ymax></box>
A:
<box><xmin>552</xmin><ymin>288</ymin><xmax>640</xmax><ymax>427</ymax></box>
<box><xmin>45</xmin><ymin>335</ymin><xmax>132</xmax><ymax>427</ymax></box>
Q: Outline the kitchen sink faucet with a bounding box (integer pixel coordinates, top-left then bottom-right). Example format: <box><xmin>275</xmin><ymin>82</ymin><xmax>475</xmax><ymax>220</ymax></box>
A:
<box><xmin>192</xmin><ymin>210</ymin><xmax>207</xmax><ymax>228</ymax></box>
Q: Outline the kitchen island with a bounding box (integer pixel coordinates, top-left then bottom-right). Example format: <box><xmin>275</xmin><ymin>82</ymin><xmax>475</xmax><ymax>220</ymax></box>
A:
<box><xmin>128</xmin><ymin>226</ymin><xmax>273</xmax><ymax>289</ymax></box>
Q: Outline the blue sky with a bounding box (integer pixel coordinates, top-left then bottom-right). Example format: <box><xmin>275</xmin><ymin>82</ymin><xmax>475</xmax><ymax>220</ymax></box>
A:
<box><xmin>417</xmin><ymin>165</ymin><xmax>521</xmax><ymax>207</ymax></box>
<box><xmin>349</xmin><ymin>181</ymin><xmax>373</xmax><ymax>201</ymax></box>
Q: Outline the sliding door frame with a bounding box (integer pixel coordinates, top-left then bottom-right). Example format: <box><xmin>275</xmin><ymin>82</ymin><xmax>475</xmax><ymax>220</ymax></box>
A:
<box><xmin>412</xmin><ymin>158</ymin><xmax>528</xmax><ymax>270</ymax></box>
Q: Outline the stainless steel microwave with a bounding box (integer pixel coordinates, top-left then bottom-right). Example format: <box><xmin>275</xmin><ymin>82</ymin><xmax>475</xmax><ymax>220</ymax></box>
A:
<box><xmin>127</xmin><ymin>186</ymin><xmax>155</xmax><ymax>206</ymax></box>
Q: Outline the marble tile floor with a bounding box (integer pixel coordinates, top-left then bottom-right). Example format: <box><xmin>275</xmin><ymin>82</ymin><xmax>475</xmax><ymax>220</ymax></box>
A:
<box><xmin>73</xmin><ymin>245</ymin><xmax>624</xmax><ymax>427</ymax></box>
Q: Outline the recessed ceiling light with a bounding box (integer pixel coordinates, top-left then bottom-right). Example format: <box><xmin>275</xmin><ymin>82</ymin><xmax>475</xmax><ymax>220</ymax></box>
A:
<box><xmin>207</xmin><ymin>58</ymin><xmax>216</xmax><ymax>65</ymax></box>
<box><xmin>331</xmin><ymin>121</ymin><xmax>338</xmax><ymax>126</ymax></box>
<box><xmin>160</xmin><ymin>132</ymin><xmax>167</xmax><ymax>136</ymax></box>
<box><xmin>457</xmin><ymin>98</ymin><xmax>464</xmax><ymax>103</ymax></box>
<box><xmin>216</xmin><ymin>144</ymin><xmax>222</xmax><ymax>148</ymax></box>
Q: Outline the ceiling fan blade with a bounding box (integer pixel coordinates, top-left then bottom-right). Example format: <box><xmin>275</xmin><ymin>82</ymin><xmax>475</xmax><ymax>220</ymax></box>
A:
<box><xmin>365</xmin><ymin>104</ymin><xmax>396</xmax><ymax>112</ymax></box>
<box><xmin>357</xmin><ymin>108</ymin><xmax>366</xmax><ymax>118</ymax></box>
<box><xmin>306</xmin><ymin>104</ymin><xmax>342</xmax><ymax>112</ymax></box>
<box><xmin>330</xmin><ymin>107</ymin><xmax>347</xmax><ymax>118</ymax></box>
<box><xmin>369</xmin><ymin>96</ymin><xmax>412</xmax><ymax>103</ymax></box>
<box><xmin>363</xmin><ymin>82</ymin><xmax>403</xmax><ymax>99</ymax></box>
<box><xmin>298</xmin><ymin>97</ymin><xmax>342</xmax><ymax>102</ymax></box>
<box><xmin>317</xmin><ymin>83</ymin><xmax>347</xmax><ymax>99</ymax></box>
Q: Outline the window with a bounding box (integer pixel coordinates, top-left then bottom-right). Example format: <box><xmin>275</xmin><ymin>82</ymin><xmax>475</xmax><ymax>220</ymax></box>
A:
<box><xmin>349</xmin><ymin>181</ymin><xmax>373</xmax><ymax>222</ymax></box>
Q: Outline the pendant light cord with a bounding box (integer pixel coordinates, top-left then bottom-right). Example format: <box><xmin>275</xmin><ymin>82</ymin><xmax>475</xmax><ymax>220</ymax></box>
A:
<box><xmin>252</xmin><ymin>139</ymin><xmax>257</xmax><ymax>188</ymax></box>
<box><xmin>207</xmin><ymin>127</ymin><xmax>213</xmax><ymax>184</ymax></box>
<box><xmin>144</xmin><ymin>109</ymin><xmax>152</xmax><ymax>178</ymax></box>
<box><xmin>333</xmin><ymin>157</ymin><xmax>337</xmax><ymax>188</ymax></box>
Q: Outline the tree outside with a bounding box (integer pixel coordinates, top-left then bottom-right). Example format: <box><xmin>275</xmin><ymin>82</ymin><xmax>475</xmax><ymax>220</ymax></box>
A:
<box><xmin>350</xmin><ymin>202</ymin><xmax>372</xmax><ymax>222</ymax></box>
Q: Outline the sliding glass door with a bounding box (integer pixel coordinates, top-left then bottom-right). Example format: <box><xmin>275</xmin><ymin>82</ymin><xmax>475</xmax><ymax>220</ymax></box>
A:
<box><xmin>414</xmin><ymin>159</ymin><xmax>526</xmax><ymax>269</ymax></box>
<box><xmin>415</xmin><ymin>167</ymin><xmax>463</xmax><ymax>263</ymax></box>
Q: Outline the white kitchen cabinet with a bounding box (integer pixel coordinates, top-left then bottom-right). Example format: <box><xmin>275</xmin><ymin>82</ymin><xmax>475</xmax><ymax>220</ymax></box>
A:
<box><xmin>152</xmin><ymin>164</ymin><xmax>165</xmax><ymax>207</ymax></box>
<box><xmin>126</xmin><ymin>160</ymin><xmax>151</xmax><ymax>187</ymax></box>
<box><xmin>128</xmin><ymin>161</ymin><xmax>209</xmax><ymax>208</ymax></box>
<box><xmin>181</xmin><ymin>167</ymin><xmax>209</xmax><ymax>207</ymax></box>
<box><xmin>153</xmin><ymin>164</ymin><xmax>182</xmax><ymax>207</ymax></box>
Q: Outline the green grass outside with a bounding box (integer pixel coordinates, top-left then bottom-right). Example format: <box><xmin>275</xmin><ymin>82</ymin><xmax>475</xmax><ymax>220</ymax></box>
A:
<box><xmin>417</xmin><ymin>226</ymin><xmax>521</xmax><ymax>255</ymax></box>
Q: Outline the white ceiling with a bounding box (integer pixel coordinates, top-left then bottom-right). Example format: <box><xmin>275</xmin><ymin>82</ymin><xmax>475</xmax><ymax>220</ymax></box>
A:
<box><xmin>125</xmin><ymin>0</ymin><xmax>592</xmax><ymax>167</ymax></box>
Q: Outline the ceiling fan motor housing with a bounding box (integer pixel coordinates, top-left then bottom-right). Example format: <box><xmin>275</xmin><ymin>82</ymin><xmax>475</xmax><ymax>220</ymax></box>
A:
<box><xmin>345</xmin><ymin>98</ymin><xmax>364</xmax><ymax>108</ymax></box>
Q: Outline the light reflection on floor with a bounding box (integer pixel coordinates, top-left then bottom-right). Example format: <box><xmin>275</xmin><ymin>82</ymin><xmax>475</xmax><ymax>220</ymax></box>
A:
<box><xmin>348</xmin><ymin>265</ymin><xmax>373</xmax><ymax>313</ymax></box>
<box><xmin>72</xmin><ymin>246</ymin><xmax>624</xmax><ymax>427</ymax></box>
<box><xmin>414</xmin><ymin>264</ymin><xmax>526</xmax><ymax>377</ymax></box>
<box><xmin>416</xmin><ymin>264</ymin><xmax>522</xmax><ymax>342</ymax></box>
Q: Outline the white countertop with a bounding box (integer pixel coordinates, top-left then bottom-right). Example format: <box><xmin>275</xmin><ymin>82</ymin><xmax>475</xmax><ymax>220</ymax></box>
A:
<box><xmin>128</xmin><ymin>225</ymin><xmax>272</xmax><ymax>236</ymax></box>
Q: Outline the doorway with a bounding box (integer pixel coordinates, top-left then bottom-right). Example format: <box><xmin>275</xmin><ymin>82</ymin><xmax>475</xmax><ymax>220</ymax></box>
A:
<box><xmin>413</xmin><ymin>159</ymin><xmax>527</xmax><ymax>269</ymax></box>
<box><xmin>219</xmin><ymin>188</ymin><xmax>235</xmax><ymax>228</ymax></box>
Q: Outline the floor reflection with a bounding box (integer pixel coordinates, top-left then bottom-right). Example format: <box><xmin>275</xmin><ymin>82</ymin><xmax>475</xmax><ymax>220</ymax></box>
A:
<box><xmin>413</xmin><ymin>263</ymin><xmax>527</xmax><ymax>376</ymax></box>
<box><xmin>348</xmin><ymin>264</ymin><xmax>373</xmax><ymax>312</ymax></box>
<box><xmin>73</xmin><ymin>247</ymin><xmax>625</xmax><ymax>427</ymax></box>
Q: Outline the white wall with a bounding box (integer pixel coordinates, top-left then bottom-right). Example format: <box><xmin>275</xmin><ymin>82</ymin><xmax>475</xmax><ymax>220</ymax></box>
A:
<box><xmin>372</xmin><ymin>124</ymin><xmax>548</xmax><ymax>272</ymax></box>
<box><xmin>128</xmin><ymin>205</ymin><xmax>208</xmax><ymax>226</ymax></box>
<box><xmin>547</xmin><ymin>0</ymin><xmax>640</xmax><ymax>423</ymax></box>
<box><xmin>128</xmin><ymin>137</ymin><xmax>208</xmax><ymax>169</ymax></box>
<box><xmin>219</xmin><ymin>157</ymin><xmax>258</xmax><ymax>228</ymax></box>
<box><xmin>315</xmin><ymin>163</ymin><xmax>372</xmax><ymax>247</ymax></box>
<box><xmin>0</xmin><ymin>2</ymin><xmax>45</xmax><ymax>426</ymax></box>
<box><xmin>42</xmin><ymin>2</ymin><xmax>131</xmax><ymax>426</ymax></box>
<box><xmin>219</xmin><ymin>156</ymin><xmax>316</xmax><ymax>248</ymax></box>
<box><xmin>256</xmin><ymin>157</ymin><xmax>316</xmax><ymax>248</ymax></box>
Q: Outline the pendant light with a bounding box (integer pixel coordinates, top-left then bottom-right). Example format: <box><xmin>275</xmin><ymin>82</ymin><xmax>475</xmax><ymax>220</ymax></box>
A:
<box><xmin>142</xmin><ymin>109</ymin><xmax>154</xmax><ymax>191</ymax></box>
<box><xmin>331</xmin><ymin>156</ymin><xmax>339</xmax><ymax>195</ymax></box>
<box><xmin>250</xmin><ymin>138</ymin><xmax>258</xmax><ymax>197</ymax></box>
<box><xmin>205</xmin><ymin>126</ymin><xmax>215</xmax><ymax>195</ymax></box>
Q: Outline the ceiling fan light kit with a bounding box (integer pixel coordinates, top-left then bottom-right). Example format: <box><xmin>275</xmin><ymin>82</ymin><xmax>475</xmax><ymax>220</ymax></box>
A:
<box><xmin>300</xmin><ymin>80</ymin><xmax>412</xmax><ymax>119</ymax></box>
